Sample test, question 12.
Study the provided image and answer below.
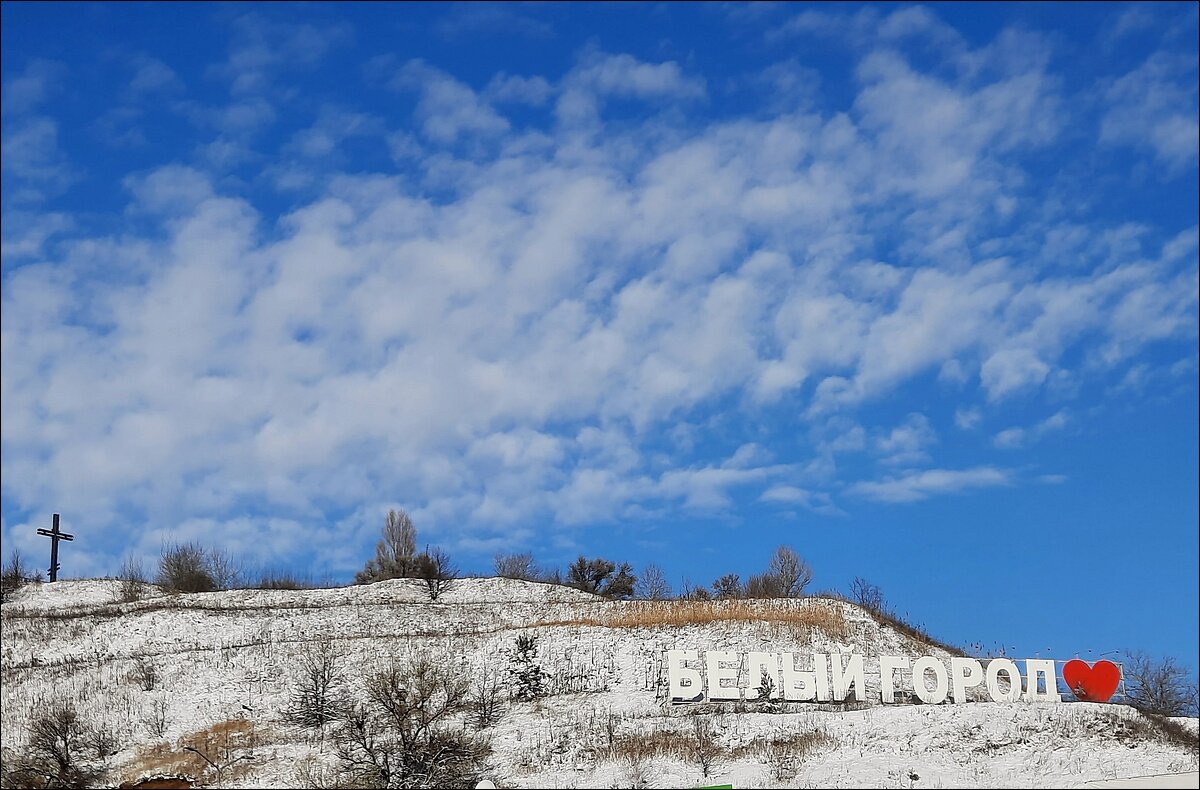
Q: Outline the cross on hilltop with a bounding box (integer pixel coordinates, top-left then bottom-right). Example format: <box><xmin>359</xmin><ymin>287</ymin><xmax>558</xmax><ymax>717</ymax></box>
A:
<box><xmin>36</xmin><ymin>514</ymin><xmax>74</xmax><ymax>582</ymax></box>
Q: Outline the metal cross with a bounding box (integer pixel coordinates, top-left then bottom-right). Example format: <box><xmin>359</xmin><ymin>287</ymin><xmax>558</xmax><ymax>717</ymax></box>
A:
<box><xmin>36</xmin><ymin>513</ymin><xmax>74</xmax><ymax>582</ymax></box>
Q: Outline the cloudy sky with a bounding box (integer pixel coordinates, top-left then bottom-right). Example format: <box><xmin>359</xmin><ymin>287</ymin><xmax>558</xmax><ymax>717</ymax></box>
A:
<box><xmin>2</xmin><ymin>3</ymin><xmax>1197</xmax><ymax>671</ymax></box>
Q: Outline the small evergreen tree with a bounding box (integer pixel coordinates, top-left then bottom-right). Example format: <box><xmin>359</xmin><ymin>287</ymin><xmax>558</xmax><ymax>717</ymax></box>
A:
<box><xmin>509</xmin><ymin>634</ymin><xmax>547</xmax><ymax>701</ymax></box>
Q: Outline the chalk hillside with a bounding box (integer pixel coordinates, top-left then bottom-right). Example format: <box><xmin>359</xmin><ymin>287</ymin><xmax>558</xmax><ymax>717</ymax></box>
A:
<box><xmin>1</xmin><ymin>577</ymin><xmax>1197</xmax><ymax>788</ymax></box>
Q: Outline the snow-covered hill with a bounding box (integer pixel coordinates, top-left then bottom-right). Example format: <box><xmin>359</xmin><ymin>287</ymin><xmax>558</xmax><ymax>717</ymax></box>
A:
<box><xmin>2</xmin><ymin>578</ymin><xmax>1196</xmax><ymax>788</ymax></box>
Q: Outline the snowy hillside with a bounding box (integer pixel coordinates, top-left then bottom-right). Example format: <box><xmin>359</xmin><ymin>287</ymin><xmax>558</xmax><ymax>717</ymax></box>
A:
<box><xmin>2</xmin><ymin>578</ymin><xmax>1196</xmax><ymax>788</ymax></box>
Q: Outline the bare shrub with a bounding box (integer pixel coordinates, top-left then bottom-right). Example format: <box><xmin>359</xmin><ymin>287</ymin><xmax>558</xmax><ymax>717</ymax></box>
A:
<box><xmin>355</xmin><ymin>508</ymin><xmax>418</xmax><ymax>584</ymax></box>
<box><xmin>468</xmin><ymin>667</ymin><xmax>507</xmax><ymax>730</ymax></box>
<box><xmin>494</xmin><ymin>552</ymin><xmax>540</xmax><ymax>581</ymax></box>
<box><xmin>1123</xmin><ymin>651</ymin><xmax>1199</xmax><ymax>717</ymax></box>
<box><xmin>744</xmin><ymin>572</ymin><xmax>784</xmax><ymax>599</ymax></box>
<box><xmin>133</xmin><ymin>657</ymin><xmax>158</xmax><ymax>691</ymax></box>
<box><xmin>83</xmin><ymin>720</ymin><xmax>119</xmax><ymax>760</ymax></box>
<box><xmin>849</xmin><ymin>576</ymin><xmax>885</xmax><ymax>614</ymax></box>
<box><xmin>143</xmin><ymin>697</ymin><xmax>169</xmax><ymax>739</ymax></box>
<box><xmin>118</xmin><ymin>555</ymin><xmax>148</xmax><ymax>602</ymax></box>
<box><xmin>689</xmin><ymin>715</ymin><xmax>723</xmax><ymax>778</ymax></box>
<box><xmin>295</xmin><ymin>754</ymin><xmax>347</xmax><ymax>789</ymax></box>
<box><xmin>15</xmin><ymin>699</ymin><xmax>101</xmax><ymax>788</ymax></box>
<box><xmin>618</xmin><ymin>753</ymin><xmax>653</xmax><ymax>788</ymax></box>
<box><xmin>752</xmin><ymin>727</ymin><xmax>832</xmax><ymax>782</ymax></box>
<box><xmin>635</xmin><ymin>563</ymin><xmax>671</xmax><ymax>600</ymax></box>
<box><xmin>255</xmin><ymin>571</ymin><xmax>315</xmax><ymax>589</ymax></box>
<box><xmin>156</xmin><ymin>542</ymin><xmax>216</xmax><ymax>593</ymax></box>
<box><xmin>287</xmin><ymin>640</ymin><xmax>348</xmax><ymax>729</ymax></box>
<box><xmin>333</xmin><ymin>653</ymin><xmax>490</xmax><ymax>788</ymax></box>
<box><xmin>1</xmin><ymin>546</ymin><xmax>40</xmax><ymax>603</ymax></box>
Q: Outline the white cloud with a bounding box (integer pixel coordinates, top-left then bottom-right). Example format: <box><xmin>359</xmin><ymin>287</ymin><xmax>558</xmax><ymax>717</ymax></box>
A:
<box><xmin>1</xmin><ymin>29</ymin><xmax>1196</xmax><ymax>569</ymax></box>
<box><xmin>2</xmin><ymin>59</ymin><xmax>66</xmax><ymax>114</ymax></box>
<box><xmin>1101</xmin><ymin>51</ymin><xmax>1199</xmax><ymax>171</ymax></box>
<box><xmin>875</xmin><ymin>413</ymin><xmax>937</xmax><ymax>466</ymax></box>
<box><xmin>993</xmin><ymin>409</ymin><xmax>1070</xmax><ymax>449</ymax></box>
<box><xmin>557</xmin><ymin>50</ymin><xmax>706</xmax><ymax>126</ymax></box>
<box><xmin>954</xmin><ymin>408</ymin><xmax>982</xmax><ymax>430</ymax></box>
<box><xmin>391</xmin><ymin>60</ymin><xmax>510</xmax><ymax>144</ymax></box>
<box><xmin>849</xmin><ymin>466</ymin><xmax>1012</xmax><ymax>503</ymax></box>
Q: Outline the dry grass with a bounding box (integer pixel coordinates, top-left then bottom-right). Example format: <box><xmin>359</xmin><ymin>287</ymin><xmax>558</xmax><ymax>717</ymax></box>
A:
<box><xmin>122</xmin><ymin>718</ymin><xmax>260</xmax><ymax>786</ymax></box>
<box><xmin>611</xmin><ymin>726</ymin><xmax>698</xmax><ymax>762</ymax></box>
<box><xmin>535</xmin><ymin>599</ymin><xmax>849</xmax><ymax>640</ymax></box>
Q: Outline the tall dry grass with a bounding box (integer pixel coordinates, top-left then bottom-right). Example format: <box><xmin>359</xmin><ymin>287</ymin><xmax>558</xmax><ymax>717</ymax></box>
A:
<box><xmin>535</xmin><ymin>598</ymin><xmax>848</xmax><ymax>640</ymax></box>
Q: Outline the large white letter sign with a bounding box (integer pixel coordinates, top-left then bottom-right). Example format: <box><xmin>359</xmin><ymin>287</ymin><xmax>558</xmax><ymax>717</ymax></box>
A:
<box><xmin>706</xmin><ymin>650</ymin><xmax>740</xmax><ymax>701</ymax></box>
<box><xmin>1024</xmin><ymin>659</ymin><xmax>1062</xmax><ymax>702</ymax></box>
<box><xmin>830</xmin><ymin>653</ymin><xmax>867</xmax><ymax>702</ymax></box>
<box><xmin>780</xmin><ymin>652</ymin><xmax>818</xmax><ymax>701</ymax></box>
<box><xmin>879</xmin><ymin>656</ymin><xmax>911</xmax><ymax>704</ymax></box>
<box><xmin>912</xmin><ymin>656</ymin><xmax>949</xmax><ymax>704</ymax></box>
<box><xmin>665</xmin><ymin>649</ymin><xmax>1067</xmax><ymax>705</ymax></box>
<box><xmin>985</xmin><ymin>658</ymin><xmax>1023</xmax><ymax>702</ymax></box>
<box><xmin>668</xmin><ymin>650</ymin><xmax>703</xmax><ymax>702</ymax></box>
<box><xmin>951</xmin><ymin>657</ymin><xmax>984</xmax><ymax>703</ymax></box>
<box><xmin>747</xmin><ymin>652</ymin><xmax>780</xmax><ymax>700</ymax></box>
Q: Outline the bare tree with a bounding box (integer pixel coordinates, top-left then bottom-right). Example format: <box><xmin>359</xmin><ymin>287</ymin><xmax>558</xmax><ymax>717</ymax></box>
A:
<box><xmin>1</xmin><ymin>546</ymin><xmax>38</xmax><ymax>602</ymax></box>
<box><xmin>287</xmin><ymin>640</ymin><xmax>348</xmax><ymax>729</ymax></box>
<box><xmin>143</xmin><ymin>696</ymin><xmax>170</xmax><ymax>739</ymax></box>
<box><xmin>1123</xmin><ymin>651</ymin><xmax>1199</xmax><ymax>717</ymax></box>
<box><xmin>18</xmin><ymin>699</ymin><xmax>101</xmax><ymax>788</ymax></box>
<box><xmin>636</xmin><ymin>563</ymin><xmax>671</xmax><ymax>600</ymax></box>
<box><xmin>356</xmin><ymin>509</ymin><xmax>418</xmax><ymax>584</ymax></box>
<box><xmin>767</xmin><ymin>545</ymin><xmax>812</xmax><ymax>598</ymax></box>
<box><xmin>494</xmin><ymin>552</ymin><xmax>540</xmax><ymax>581</ymax></box>
<box><xmin>333</xmin><ymin>653</ymin><xmax>490</xmax><ymax>788</ymax></box>
<box><xmin>711</xmin><ymin>573</ymin><xmax>744</xmax><ymax>600</ymax></box>
<box><xmin>849</xmin><ymin>577</ymin><xmax>885</xmax><ymax>613</ymax></box>
<box><xmin>414</xmin><ymin>547</ymin><xmax>457</xmax><ymax>601</ymax></box>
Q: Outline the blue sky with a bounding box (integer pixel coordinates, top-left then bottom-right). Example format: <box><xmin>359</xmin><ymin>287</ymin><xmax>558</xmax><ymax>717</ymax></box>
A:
<box><xmin>2</xmin><ymin>3</ymin><xmax>1197</xmax><ymax>673</ymax></box>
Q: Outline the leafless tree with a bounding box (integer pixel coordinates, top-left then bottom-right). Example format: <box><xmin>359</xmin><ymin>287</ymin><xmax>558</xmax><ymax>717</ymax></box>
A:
<box><xmin>1123</xmin><ymin>651</ymin><xmax>1199</xmax><ymax>717</ymax></box>
<box><xmin>849</xmin><ymin>577</ymin><xmax>885</xmax><ymax>613</ymax></box>
<box><xmin>143</xmin><ymin>696</ymin><xmax>169</xmax><ymax>738</ymax></box>
<box><xmin>414</xmin><ymin>547</ymin><xmax>457</xmax><ymax>600</ymax></box>
<box><xmin>767</xmin><ymin>545</ymin><xmax>812</xmax><ymax>598</ymax></box>
<box><xmin>356</xmin><ymin>509</ymin><xmax>418</xmax><ymax>584</ymax></box>
<box><xmin>711</xmin><ymin>573</ymin><xmax>744</xmax><ymax>599</ymax></box>
<box><xmin>16</xmin><ymin>699</ymin><xmax>101</xmax><ymax>788</ymax></box>
<box><xmin>287</xmin><ymin>640</ymin><xmax>348</xmax><ymax>729</ymax></box>
<box><xmin>494</xmin><ymin>552</ymin><xmax>540</xmax><ymax>581</ymax></box>
<box><xmin>636</xmin><ymin>563</ymin><xmax>671</xmax><ymax>600</ymax></box>
<box><xmin>689</xmin><ymin>715</ymin><xmax>723</xmax><ymax>778</ymax></box>
<box><xmin>333</xmin><ymin>653</ymin><xmax>490</xmax><ymax>788</ymax></box>
<box><xmin>1</xmin><ymin>546</ymin><xmax>40</xmax><ymax>602</ymax></box>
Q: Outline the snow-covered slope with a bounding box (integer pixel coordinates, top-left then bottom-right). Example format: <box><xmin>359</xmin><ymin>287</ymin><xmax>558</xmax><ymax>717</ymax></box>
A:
<box><xmin>2</xmin><ymin>578</ymin><xmax>1196</xmax><ymax>788</ymax></box>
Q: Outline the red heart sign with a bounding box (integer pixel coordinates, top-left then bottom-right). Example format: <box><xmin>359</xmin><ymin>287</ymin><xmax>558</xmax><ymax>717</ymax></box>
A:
<box><xmin>1062</xmin><ymin>659</ymin><xmax>1121</xmax><ymax>703</ymax></box>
